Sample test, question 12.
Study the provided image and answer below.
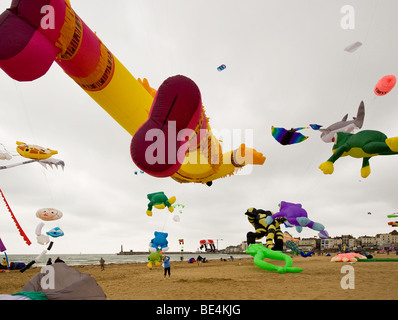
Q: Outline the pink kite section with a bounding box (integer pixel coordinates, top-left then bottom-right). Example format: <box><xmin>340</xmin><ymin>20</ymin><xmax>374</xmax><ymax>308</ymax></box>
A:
<box><xmin>330</xmin><ymin>253</ymin><xmax>366</xmax><ymax>262</ymax></box>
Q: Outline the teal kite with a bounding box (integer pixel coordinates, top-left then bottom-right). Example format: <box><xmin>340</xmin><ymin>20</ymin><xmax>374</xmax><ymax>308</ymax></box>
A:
<box><xmin>286</xmin><ymin>240</ymin><xmax>313</xmax><ymax>257</ymax></box>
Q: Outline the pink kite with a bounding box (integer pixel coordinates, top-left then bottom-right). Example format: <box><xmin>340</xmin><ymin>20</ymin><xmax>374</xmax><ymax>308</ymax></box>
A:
<box><xmin>374</xmin><ymin>75</ymin><xmax>396</xmax><ymax>96</ymax></box>
<box><xmin>330</xmin><ymin>253</ymin><xmax>366</xmax><ymax>262</ymax></box>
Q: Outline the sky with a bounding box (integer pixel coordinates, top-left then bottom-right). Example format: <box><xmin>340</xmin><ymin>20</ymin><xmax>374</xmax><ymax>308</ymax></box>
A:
<box><xmin>0</xmin><ymin>0</ymin><xmax>397</xmax><ymax>255</ymax></box>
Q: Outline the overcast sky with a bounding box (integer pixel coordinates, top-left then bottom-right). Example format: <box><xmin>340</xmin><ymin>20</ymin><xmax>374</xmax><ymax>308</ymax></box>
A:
<box><xmin>0</xmin><ymin>0</ymin><xmax>397</xmax><ymax>255</ymax></box>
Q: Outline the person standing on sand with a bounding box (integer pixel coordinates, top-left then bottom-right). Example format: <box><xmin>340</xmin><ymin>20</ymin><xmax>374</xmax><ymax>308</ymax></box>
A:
<box><xmin>100</xmin><ymin>257</ymin><xmax>105</xmax><ymax>271</ymax></box>
<box><xmin>162</xmin><ymin>255</ymin><xmax>171</xmax><ymax>279</ymax></box>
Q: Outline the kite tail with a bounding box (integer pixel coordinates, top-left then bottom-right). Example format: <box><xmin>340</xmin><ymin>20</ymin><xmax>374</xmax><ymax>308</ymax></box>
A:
<box><xmin>0</xmin><ymin>189</ymin><xmax>31</xmax><ymax>246</ymax></box>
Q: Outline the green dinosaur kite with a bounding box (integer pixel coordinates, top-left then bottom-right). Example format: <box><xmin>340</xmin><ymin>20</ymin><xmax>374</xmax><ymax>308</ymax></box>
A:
<box><xmin>319</xmin><ymin>130</ymin><xmax>398</xmax><ymax>178</ymax></box>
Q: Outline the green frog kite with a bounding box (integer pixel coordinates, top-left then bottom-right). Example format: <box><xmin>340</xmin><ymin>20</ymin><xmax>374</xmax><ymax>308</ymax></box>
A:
<box><xmin>319</xmin><ymin>130</ymin><xmax>398</xmax><ymax>178</ymax></box>
<box><xmin>245</xmin><ymin>243</ymin><xmax>302</xmax><ymax>273</ymax></box>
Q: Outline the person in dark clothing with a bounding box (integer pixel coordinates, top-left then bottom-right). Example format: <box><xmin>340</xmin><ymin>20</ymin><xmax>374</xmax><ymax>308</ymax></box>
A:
<box><xmin>162</xmin><ymin>256</ymin><xmax>171</xmax><ymax>279</ymax></box>
<box><xmin>54</xmin><ymin>257</ymin><xmax>64</xmax><ymax>263</ymax></box>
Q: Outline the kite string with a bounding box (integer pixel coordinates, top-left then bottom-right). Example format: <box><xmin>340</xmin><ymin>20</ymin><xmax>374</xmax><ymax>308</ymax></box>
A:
<box><xmin>41</xmin><ymin>170</ymin><xmax>56</xmax><ymax>206</ymax></box>
<box><xmin>341</xmin><ymin>0</ymin><xmax>380</xmax><ymax>110</ymax></box>
<box><xmin>13</xmin><ymin>81</ymin><xmax>61</xmax><ymax>208</ymax></box>
<box><xmin>0</xmin><ymin>188</ymin><xmax>31</xmax><ymax>246</ymax></box>
<box><xmin>12</xmin><ymin>82</ymin><xmax>37</xmax><ymax>140</ymax></box>
<box><xmin>160</xmin><ymin>212</ymin><xmax>171</xmax><ymax>232</ymax></box>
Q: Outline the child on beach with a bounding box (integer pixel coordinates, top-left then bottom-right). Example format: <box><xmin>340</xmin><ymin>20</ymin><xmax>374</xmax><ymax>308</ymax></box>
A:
<box><xmin>162</xmin><ymin>255</ymin><xmax>171</xmax><ymax>280</ymax></box>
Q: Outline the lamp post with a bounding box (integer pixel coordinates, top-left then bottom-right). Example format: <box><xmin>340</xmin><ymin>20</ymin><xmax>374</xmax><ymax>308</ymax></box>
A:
<box><xmin>215</xmin><ymin>239</ymin><xmax>223</xmax><ymax>251</ymax></box>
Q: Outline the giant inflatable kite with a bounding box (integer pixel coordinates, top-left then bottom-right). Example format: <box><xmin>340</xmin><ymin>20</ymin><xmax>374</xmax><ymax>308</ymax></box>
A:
<box><xmin>319</xmin><ymin>130</ymin><xmax>398</xmax><ymax>178</ymax></box>
<box><xmin>0</xmin><ymin>0</ymin><xmax>265</xmax><ymax>185</ymax></box>
<box><xmin>199</xmin><ymin>239</ymin><xmax>216</xmax><ymax>252</ymax></box>
<box><xmin>149</xmin><ymin>231</ymin><xmax>169</xmax><ymax>252</ymax></box>
<box><xmin>265</xmin><ymin>201</ymin><xmax>329</xmax><ymax>239</ymax></box>
<box><xmin>245</xmin><ymin>243</ymin><xmax>303</xmax><ymax>273</ymax></box>
<box><xmin>147</xmin><ymin>250</ymin><xmax>163</xmax><ymax>269</ymax></box>
<box><xmin>331</xmin><ymin>253</ymin><xmax>366</xmax><ymax>262</ymax></box>
<box><xmin>318</xmin><ymin>101</ymin><xmax>365</xmax><ymax>143</ymax></box>
<box><xmin>21</xmin><ymin>208</ymin><xmax>64</xmax><ymax>273</ymax></box>
<box><xmin>146</xmin><ymin>192</ymin><xmax>176</xmax><ymax>217</ymax></box>
<box><xmin>245</xmin><ymin>208</ymin><xmax>285</xmax><ymax>250</ymax></box>
<box><xmin>16</xmin><ymin>141</ymin><xmax>58</xmax><ymax>160</ymax></box>
<box><xmin>0</xmin><ymin>141</ymin><xmax>65</xmax><ymax>171</ymax></box>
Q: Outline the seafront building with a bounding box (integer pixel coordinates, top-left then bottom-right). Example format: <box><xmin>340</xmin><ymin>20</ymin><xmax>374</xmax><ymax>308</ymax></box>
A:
<box><xmin>226</xmin><ymin>230</ymin><xmax>398</xmax><ymax>254</ymax></box>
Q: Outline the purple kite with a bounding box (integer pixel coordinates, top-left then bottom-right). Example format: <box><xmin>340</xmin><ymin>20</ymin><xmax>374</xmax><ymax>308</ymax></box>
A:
<box><xmin>0</xmin><ymin>238</ymin><xmax>6</xmax><ymax>252</ymax></box>
<box><xmin>265</xmin><ymin>201</ymin><xmax>329</xmax><ymax>238</ymax></box>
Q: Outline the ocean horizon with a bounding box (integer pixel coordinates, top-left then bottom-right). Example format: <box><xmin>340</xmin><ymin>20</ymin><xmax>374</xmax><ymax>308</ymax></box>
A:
<box><xmin>3</xmin><ymin>252</ymin><xmax>250</xmax><ymax>268</ymax></box>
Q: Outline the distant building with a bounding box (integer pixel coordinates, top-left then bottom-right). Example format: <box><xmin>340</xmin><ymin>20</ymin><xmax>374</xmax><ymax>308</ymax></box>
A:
<box><xmin>227</xmin><ymin>242</ymin><xmax>250</xmax><ymax>253</ymax></box>
<box><xmin>320</xmin><ymin>238</ymin><xmax>336</xmax><ymax>250</ymax></box>
<box><xmin>225</xmin><ymin>244</ymin><xmax>245</xmax><ymax>253</ymax></box>
<box><xmin>297</xmin><ymin>238</ymin><xmax>317</xmax><ymax>251</ymax></box>
<box><xmin>376</xmin><ymin>230</ymin><xmax>398</xmax><ymax>249</ymax></box>
<box><xmin>358</xmin><ymin>235</ymin><xmax>377</xmax><ymax>249</ymax></box>
<box><xmin>228</xmin><ymin>230</ymin><xmax>398</xmax><ymax>254</ymax></box>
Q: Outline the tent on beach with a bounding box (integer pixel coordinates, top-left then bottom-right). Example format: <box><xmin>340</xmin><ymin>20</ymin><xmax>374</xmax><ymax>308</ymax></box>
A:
<box><xmin>21</xmin><ymin>263</ymin><xmax>106</xmax><ymax>300</ymax></box>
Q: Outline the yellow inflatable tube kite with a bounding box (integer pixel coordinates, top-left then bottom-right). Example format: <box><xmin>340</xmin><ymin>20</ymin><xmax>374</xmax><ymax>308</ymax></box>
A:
<box><xmin>0</xmin><ymin>0</ymin><xmax>265</xmax><ymax>185</ymax></box>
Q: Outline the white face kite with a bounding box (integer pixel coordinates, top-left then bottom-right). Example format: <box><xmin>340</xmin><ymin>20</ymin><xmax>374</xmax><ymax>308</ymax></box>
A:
<box><xmin>36</xmin><ymin>208</ymin><xmax>63</xmax><ymax>221</ymax></box>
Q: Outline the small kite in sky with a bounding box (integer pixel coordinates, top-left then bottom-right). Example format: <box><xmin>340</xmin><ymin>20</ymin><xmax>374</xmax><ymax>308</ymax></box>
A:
<box><xmin>217</xmin><ymin>64</ymin><xmax>226</xmax><ymax>72</ymax></box>
<box><xmin>271</xmin><ymin>123</ymin><xmax>322</xmax><ymax>146</ymax></box>
<box><xmin>1</xmin><ymin>141</ymin><xmax>65</xmax><ymax>171</ymax></box>
<box><xmin>271</xmin><ymin>126</ymin><xmax>309</xmax><ymax>145</ymax></box>
<box><xmin>374</xmin><ymin>75</ymin><xmax>396</xmax><ymax>96</ymax></box>
<box><xmin>344</xmin><ymin>41</ymin><xmax>362</xmax><ymax>53</ymax></box>
<box><xmin>309</xmin><ymin>124</ymin><xmax>322</xmax><ymax>130</ymax></box>
<box><xmin>16</xmin><ymin>141</ymin><xmax>58</xmax><ymax>160</ymax></box>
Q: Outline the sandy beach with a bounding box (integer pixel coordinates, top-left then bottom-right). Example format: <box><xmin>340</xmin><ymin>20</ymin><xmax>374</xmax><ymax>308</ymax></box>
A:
<box><xmin>0</xmin><ymin>254</ymin><xmax>397</xmax><ymax>300</ymax></box>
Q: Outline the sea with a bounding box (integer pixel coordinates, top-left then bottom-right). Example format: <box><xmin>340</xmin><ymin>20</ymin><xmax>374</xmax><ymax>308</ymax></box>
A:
<box><xmin>3</xmin><ymin>252</ymin><xmax>250</xmax><ymax>268</ymax></box>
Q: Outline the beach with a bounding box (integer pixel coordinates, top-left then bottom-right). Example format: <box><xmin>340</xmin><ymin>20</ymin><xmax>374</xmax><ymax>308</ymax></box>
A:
<box><xmin>0</xmin><ymin>254</ymin><xmax>397</xmax><ymax>300</ymax></box>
